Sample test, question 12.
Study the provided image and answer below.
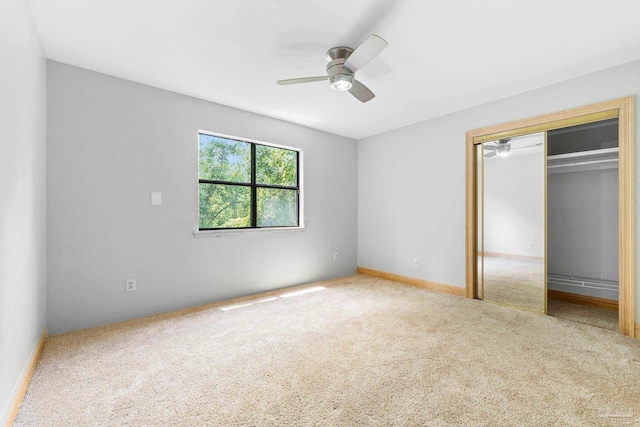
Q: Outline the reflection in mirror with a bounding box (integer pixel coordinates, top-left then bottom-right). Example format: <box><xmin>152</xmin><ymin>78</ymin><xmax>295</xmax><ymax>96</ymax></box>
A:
<box><xmin>480</xmin><ymin>132</ymin><xmax>546</xmax><ymax>313</ymax></box>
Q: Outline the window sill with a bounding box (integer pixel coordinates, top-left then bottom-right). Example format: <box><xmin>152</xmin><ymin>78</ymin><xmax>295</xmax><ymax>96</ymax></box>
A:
<box><xmin>193</xmin><ymin>226</ymin><xmax>305</xmax><ymax>238</ymax></box>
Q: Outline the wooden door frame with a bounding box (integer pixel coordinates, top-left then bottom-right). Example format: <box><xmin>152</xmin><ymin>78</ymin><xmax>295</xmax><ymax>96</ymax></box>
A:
<box><xmin>465</xmin><ymin>96</ymin><xmax>635</xmax><ymax>337</ymax></box>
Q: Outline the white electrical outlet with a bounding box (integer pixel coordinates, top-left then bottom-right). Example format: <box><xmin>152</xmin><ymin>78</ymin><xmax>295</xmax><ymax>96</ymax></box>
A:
<box><xmin>528</xmin><ymin>242</ymin><xmax>534</xmax><ymax>249</ymax></box>
<box><xmin>126</xmin><ymin>279</ymin><xmax>136</xmax><ymax>292</ymax></box>
<box><xmin>413</xmin><ymin>258</ymin><xmax>419</xmax><ymax>267</ymax></box>
<box><xmin>333</xmin><ymin>252</ymin><xmax>338</xmax><ymax>261</ymax></box>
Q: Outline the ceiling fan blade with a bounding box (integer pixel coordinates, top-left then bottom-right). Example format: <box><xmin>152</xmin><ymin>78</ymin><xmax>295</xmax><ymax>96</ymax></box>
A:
<box><xmin>277</xmin><ymin>76</ymin><xmax>328</xmax><ymax>85</ymax></box>
<box><xmin>483</xmin><ymin>145</ymin><xmax>498</xmax><ymax>151</ymax></box>
<box><xmin>349</xmin><ymin>79</ymin><xmax>375</xmax><ymax>103</ymax></box>
<box><xmin>484</xmin><ymin>151</ymin><xmax>498</xmax><ymax>158</ymax></box>
<box><xmin>344</xmin><ymin>34</ymin><xmax>388</xmax><ymax>72</ymax></box>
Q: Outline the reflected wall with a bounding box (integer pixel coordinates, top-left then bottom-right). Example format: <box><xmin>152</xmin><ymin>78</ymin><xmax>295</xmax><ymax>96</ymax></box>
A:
<box><xmin>479</xmin><ymin>133</ymin><xmax>546</xmax><ymax>313</ymax></box>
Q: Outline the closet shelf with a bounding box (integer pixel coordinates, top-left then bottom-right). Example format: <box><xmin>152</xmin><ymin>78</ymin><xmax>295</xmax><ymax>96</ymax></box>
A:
<box><xmin>548</xmin><ymin>147</ymin><xmax>618</xmax><ymax>173</ymax></box>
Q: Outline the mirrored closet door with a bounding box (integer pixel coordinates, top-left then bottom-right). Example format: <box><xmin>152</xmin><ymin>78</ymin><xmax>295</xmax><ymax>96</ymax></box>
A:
<box><xmin>467</xmin><ymin>97</ymin><xmax>634</xmax><ymax>336</ymax></box>
<box><xmin>477</xmin><ymin>133</ymin><xmax>546</xmax><ymax>313</ymax></box>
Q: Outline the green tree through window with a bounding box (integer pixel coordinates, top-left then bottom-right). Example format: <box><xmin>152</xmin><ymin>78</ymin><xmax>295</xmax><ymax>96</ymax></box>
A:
<box><xmin>198</xmin><ymin>133</ymin><xmax>300</xmax><ymax>230</ymax></box>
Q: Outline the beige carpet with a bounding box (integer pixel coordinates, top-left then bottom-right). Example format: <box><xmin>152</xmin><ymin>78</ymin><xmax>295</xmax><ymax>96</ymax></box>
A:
<box><xmin>15</xmin><ymin>274</ymin><xmax>640</xmax><ymax>426</ymax></box>
<box><xmin>482</xmin><ymin>256</ymin><xmax>545</xmax><ymax>313</ymax></box>
<box><xmin>482</xmin><ymin>256</ymin><xmax>618</xmax><ymax>330</ymax></box>
<box><xmin>548</xmin><ymin>299</ymin><xmax>619</xmax><ymax>332</ymax></box>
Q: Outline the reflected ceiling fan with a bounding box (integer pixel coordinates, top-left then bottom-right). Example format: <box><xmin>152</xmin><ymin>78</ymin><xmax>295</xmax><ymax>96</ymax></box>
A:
<box><xmin>276</xmin><ymin>34</ymin><xmax>388</xmax><ymax>103</ymax></box>
<box><xmin>484</xmin><ymin>138</ymin><xmax>543</xmax><ymax>158</ymax></box>
<box><xmin>484</xmin><ymin>139</ymin><xmax>512</xmax><ymax>158</ymax></box>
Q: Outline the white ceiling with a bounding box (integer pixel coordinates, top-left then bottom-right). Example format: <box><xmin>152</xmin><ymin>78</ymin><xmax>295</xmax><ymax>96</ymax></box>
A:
<box><xmin>27</xmin><ymin>0</ymin><xmax>640</xmax><ymax>140</ymax></box>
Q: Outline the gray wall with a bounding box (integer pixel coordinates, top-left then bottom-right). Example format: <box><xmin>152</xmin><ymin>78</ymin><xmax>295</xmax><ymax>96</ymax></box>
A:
<box><xmin>548</xmin><ymin>168</ymin><xmax>619</xmax><ymax>292</ymax></box>
<box><xmin>0</xmin><ymin>0</ymin><xmax>47</xmax><ymax>424</ymax></box>
<box><xmin>358</xmin><ymin>59</ymin><xmax>640</xmax><ymax>323</ymax></box>
<box><xmin>484</xmin><ymin>147</ymin><xmax>545</xmax><ymax>258</ymax></box>
<box><xmin>47</xmin><ymin>61</ymin><xmax>358</xmax><ymax>335</ymax></box>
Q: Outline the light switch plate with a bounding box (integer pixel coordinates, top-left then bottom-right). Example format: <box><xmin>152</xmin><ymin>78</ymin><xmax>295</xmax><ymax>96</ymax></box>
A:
<box><xmin>151</xmin><ymin>192</ymin><xmax>162</xmax><ymax>206</ymax></box>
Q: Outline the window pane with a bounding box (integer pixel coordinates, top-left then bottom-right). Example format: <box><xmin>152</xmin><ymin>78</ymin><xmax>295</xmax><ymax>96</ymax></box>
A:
<box><xmin>256</xmin><ymin>145</ymin><xmax>297</xmax><ymax>186</ymax></box>
<box><xmin>257</xmin><ymin>188</ymin><xmax>298</xmax><ymax>227</ymax></box>
<box><xmin>199</xmin><ymin>184</ymin><xmax>251</xmax><ymax>229</ymax></box>
<box><xmin>199</xmin><ymin>134</ymin><xmax>251</xmax><ymax>183</ymax></box>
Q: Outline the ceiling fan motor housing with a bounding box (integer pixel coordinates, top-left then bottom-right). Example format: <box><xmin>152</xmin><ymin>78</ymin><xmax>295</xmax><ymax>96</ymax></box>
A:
<box><xmin>326</xmin><ymin>47</ymin><xmax>355</xmax><ymax>90</ymax></box>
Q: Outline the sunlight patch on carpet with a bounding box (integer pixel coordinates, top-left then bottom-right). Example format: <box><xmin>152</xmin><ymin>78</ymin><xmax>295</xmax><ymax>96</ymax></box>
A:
<box><xmin>220</xmin><ymin>286</ymin><xmax>325</xmax><ymax>311</ymax></box>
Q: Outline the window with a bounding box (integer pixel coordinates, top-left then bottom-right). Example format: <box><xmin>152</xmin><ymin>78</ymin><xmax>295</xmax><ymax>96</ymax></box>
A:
<box><xmin>198</xmin><ymin>132</ymin><xmax>301</xmax><ymax>230</ymax></box>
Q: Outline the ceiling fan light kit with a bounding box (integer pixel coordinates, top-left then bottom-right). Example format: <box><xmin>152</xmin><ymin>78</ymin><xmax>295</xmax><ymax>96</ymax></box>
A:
<box><xmin>497</xmin><ymin>144</ymin><xmax>511</xmax><ymax>157</ymax></box>
<box><xmin>330</xmin><ymin>74</ymin><xmax>354</xmax><ymax>92</ymax></box>
<box><xmin>277</xmin><ymin>34</ymin><xmax>388</xmax><ymax>103</ymax></box>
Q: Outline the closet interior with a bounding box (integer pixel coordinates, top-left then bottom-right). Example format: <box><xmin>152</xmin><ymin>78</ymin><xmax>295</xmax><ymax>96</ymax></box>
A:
<box><xmin>546</xmin><ymin>119</ymin><xmax>619</xmax><ymax>330</ymax></box>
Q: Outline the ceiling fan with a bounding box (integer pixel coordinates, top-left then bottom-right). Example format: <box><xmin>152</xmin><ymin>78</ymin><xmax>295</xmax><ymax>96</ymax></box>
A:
<box><xmin>483</xmin><ymin>139</ymin><xmax>543</xmax><ymax>158</ymax></box>
<box><xmin>484</xmin><ymin>139</ymin><xmax>512</xmax><ymax>158</ymax></box>
<box><xmin>276</xmin><ymin>34</ymin><xmax>388</xmax><ymax>103</ymax></box>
